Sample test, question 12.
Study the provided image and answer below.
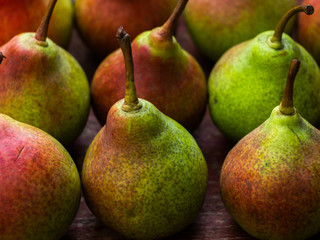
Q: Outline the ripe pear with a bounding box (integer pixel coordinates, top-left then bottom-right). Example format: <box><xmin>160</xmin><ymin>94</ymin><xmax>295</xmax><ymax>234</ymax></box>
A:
<box><xmin>184</xmin><ymin>0</ymin><xmax>297</xmax><ymax>62</ymax></box>
<box><xmin>74</xmin><ymin>0</ymin><xmax>176</xmax><ymax>58</ymax></box>
<box><xmin>0</xmin><ymin>0</ymin><xmax>74</xmax><ymax>48</ymax></box>
<box><xmin>91</xmin><ymin>0</ymin><xmax>207</xmax><ymax>132</ymax></box>
<box><xmin>297</xmin><ymin>0</ymin><xmax>320</xmax><ymax>64</ymax></box>
<box><xmin>220</xmin><ymin>59</ymin><xmax>320</xmax><ymax>240</ymax></box>
<box><xmin>208</xmin><ymin>5</ymin><xmax>320</xmax><ymax>142</ymax></box>
<box><xmin>82</xmin><ymin>28</ymin><xmax>208</xmax><ymax>240</ymax></box>
<box><xmin>0</xmin><ymin>0</ymin><xmax>90</xmax><ymax>146</ymax></box>
<box><xmin>0</xmin><ymin>113</ymin><xmax>81</xmax><ymax>240</ymax></box>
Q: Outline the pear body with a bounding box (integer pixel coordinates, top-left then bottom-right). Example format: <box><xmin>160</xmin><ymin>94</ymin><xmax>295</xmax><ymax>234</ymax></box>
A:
<box><xmin>297</xmin><ymin>0</ymin><xmax>320</xmax><ymax>65</ymax></box>
<box><xmin>75</xmin><ymin>0</ymin><xmax>176</xmax><ymax>58</ymax></box>
<box><xmin>0</xmin><ymin>33</ymin><xmax>90</xmax><ymax>146</ymax></box>
<box><xmin>220</xmin><ymin>106</ymin><xmax>320</xmax><ymax>240</ymax></box>
<box><xmin>0</xmin><ymin>113</ymin><xmax>81</xmax><ymax>240</ymax></box>
<box><xmin>0</xmin><ymin>0</ymin><xmax>74</xmax><ymax>48</ymax></box>
<box><xmin>184</xmin><ymin>0</ymin><xmax>297</xmax><ymax>61</ymax></box>
<box><xmin>82</xmin><ymin>99</ymin><xmax>208</xmax><ymax>240</ymax></box>
<box><xmin>91</xmin><ymin>29</ymin><xmax>207</xmax><ymax>131</ymax></box>
<box><xmin>208</xmin><ymin>31</ymin><xmax>320</xmax><ymax>142</ymax></box>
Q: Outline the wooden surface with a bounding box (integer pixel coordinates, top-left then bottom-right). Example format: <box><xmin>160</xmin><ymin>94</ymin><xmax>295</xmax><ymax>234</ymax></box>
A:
<box><xmin>61</xmin><ymin>17</ymin><xmax>320</xmax><ymax>240</ymax></box>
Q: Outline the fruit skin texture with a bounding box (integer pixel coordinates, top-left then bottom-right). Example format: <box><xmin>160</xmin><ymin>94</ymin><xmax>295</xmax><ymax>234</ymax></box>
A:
<box><xmin>91</xmin><ymin>29</ymin><xmax>207</xmax><ymax>131</ymax></box>
<box><xmin>297</xmin><ymin>0</ymin><xmax>320</xmax><ymax>64</ymax></box>
<box><xmin>0</xmin><ymin>113</ymin><xmax>81</xmax><ymax>240</ymax></box>
<box><xmin>74</xmin><ymin>0</ymin><xmax>176</xmax><ymax>58</ymax></box>
<box><xmin>0</xmin><ymin>33</ymin><xmax>90</xmax><ymax>146</ymax></box>
<box><xmin>82</xmin><ymin>99</ymin><xmax>208</xmax><ymax>240</ymax></box>
<box><xmin>184</xmin><ymin>0</ymin><xmax>297</xmax><ymax>61</ymax></box>
<box><xmin>220</xmin><ymin>106</ymin><xmax>320</xmax><ymax>240</ymax></box>
<box><xmin>208</xmin><ymin>32</ymin><xmax>320</xmax><ymax>142</ymax></box>
<box><xmin>0</xmin><ymin>0</ymin><xmax>74</xmax><ymax>48</ymax></box>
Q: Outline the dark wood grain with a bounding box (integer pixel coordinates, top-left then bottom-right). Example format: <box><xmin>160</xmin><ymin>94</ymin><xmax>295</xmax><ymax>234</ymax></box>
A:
<box><xmin>62</xmin><ymin>16</ymin><xmax>320</xmax><ymax>240</ymax></box>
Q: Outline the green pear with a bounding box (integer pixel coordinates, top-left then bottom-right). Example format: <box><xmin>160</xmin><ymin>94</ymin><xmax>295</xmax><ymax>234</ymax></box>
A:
<box><xmin>82</xmin><ymin>27</ymin><xmax>208</xmax><ymax>240</ymax></box>
<box><xmin>0</xmin><ymin>113</ymin><xmax>81</xmax><ymax>240</ymax></box>
<box><xmin>208</xmin><ymin>5</ymin><xmax>320</xmax><ymax>142</ymax></box>
<box><xmin>220</xmin><ymin>59</ymin><xmax>320</xmax><ymax>240</ymax></box>
<box><xmin>0</xmin><ymin>0</ymin><xmax>90</xmax><ymax>146</ymax></box>
<box><xmin>184</xmin><ymin>0</ymin><xmax>297</xmax><ymax>61</ymax></box>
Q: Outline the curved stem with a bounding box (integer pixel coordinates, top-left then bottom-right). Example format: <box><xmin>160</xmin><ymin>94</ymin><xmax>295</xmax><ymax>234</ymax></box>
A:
<box><xmin>268</xmin><ymin>5</ymin><xmax>314</xmax><ymax>49</ymax></box>
<box><xmin>279</xmin><ymin>59</ymin><xmax>300</xmax><ymax>115</ymax></box>
<box><xmin>34</xmin><ymin>0</ymin><xmax>58</xmax><ymax>42</ymax></box>
<box><xmin>116</xmin><ymin>27</ymin><xmax>142</xmax><ymax>112</ymax></box>
<box><xmin>158</xmin><ymin>0</ymin><xmax>189</xmax><ymax>41</ymax></box>
<box><xmin>0</xmin><ymin>52</ymin><xmax>6</xmax><ymax>64</ymax></box>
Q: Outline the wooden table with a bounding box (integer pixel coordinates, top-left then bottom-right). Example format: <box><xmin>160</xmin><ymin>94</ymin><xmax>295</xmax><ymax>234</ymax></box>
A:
<box><xmin>61</xmin><ymin>17</ymin><xmax>320</xmax><ymax>240</ymax></box>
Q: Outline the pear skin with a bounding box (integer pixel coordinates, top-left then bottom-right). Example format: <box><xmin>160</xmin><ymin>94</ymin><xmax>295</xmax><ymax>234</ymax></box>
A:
<box><xmin>0</xmin><ymin>113</ymin><xmax>81</xmax><ymax>240</ymax></box>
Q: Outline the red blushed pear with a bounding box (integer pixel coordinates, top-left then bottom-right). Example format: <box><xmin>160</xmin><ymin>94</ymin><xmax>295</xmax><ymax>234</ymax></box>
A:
<box><xmin>297</xmin><ymin>0</ymin><xmax>320</xmax><ymax>64</ymax></box>
<box><xmin>0</xmin><ymin>0</ymin><xmax>74</xmax><ymax>48</ymax></box>
<box><xmin>0</xmin><ymin>0</ymin><xmax>90</xmax><ymax>146</ymax></box>
<box><xmin>91</xmin><ymin>0</ymin><xmax>207</xmax><ymax>132</ymax></box>
<box><xmin>220</xmin><ymin>59</ymin><xmax>320</xmax><ymax>240</ymax></box>
<box><xmin>82</xmin><ymin>27</ymin><xmax>208</xmax><ymax>240</ymax></box>
<box><xmin>0</xmin><ymin>113</ymin><xmax>81</xmax><ymax>240</ymax></box>
<box><xmin>75</xmin><ymin>0</ymin><xmax>176</xmax><ymax>58</ymax></box>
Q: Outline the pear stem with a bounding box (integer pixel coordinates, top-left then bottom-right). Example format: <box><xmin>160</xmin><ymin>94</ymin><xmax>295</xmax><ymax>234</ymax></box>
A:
<box><xmin>0</xmin><ymin>52</ymin><xmax>6</xmax><ymax>64</ymax></box>
<box><xmin>34</xmin><ymin>0</ymin><xmax>58</xmax><ymax>42</ymax></box>
<box><xmin>279</xmin><ymin>59</ymin><xmax>300</xmax><ymax>115</ymax></box>
<box><xmin>268</xmin><ymin>5</ymin><xmax>314</xmax><ymax>49</ymax></box>
<box><xmin>158</xmin><ymin>0</ymin><xmax>189</xmax><ymax>41</ymax></box>
<box><xmin>116</xmin><ymin>27</ymin><xmax>142</xmax><ymax>112</ymax></box>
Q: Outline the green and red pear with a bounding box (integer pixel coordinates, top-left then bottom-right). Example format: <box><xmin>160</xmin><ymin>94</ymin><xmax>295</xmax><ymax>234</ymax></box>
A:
<box><xmin>82</xmin><ymin>27</ymin><xmax>208</xmax><ymax>240</ymax></box>
<box><xmin>0</xmin><ymin>113</ymin><xmax>81</xmax><ymax>240</ymax></box>
<box><xmin>75</xmin><ymin>0</ymin><xmax>176</xmax><ymax>58</ymax></box>
<box><xmin>220</xmin><ymin>59</ymin><xmax>320</xmax><ymax>240</ymax></box>
<box><xmin>0</xmin><ymin>0</ymin><xmax>90</xmax><ymax>146</ymax></box>
<box><xmin>0</xmin><ymin>0</ymin><xmax>74</xmax><ymax>48</ymax></box>
<box><xmin>91</xmin><ymin>0</ymin><xmax>207</xmax><ymax>132</ymax></box>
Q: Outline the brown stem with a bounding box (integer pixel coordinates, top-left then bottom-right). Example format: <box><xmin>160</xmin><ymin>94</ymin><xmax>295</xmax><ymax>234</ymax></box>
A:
<box><xmin>268</xmin><ymin>5</ymin><xmax>314</xmax><ymax>49</ymax></box>
<box><xmin>0</xmin><ymin>52</ymin><xmax>6</xmax><ymax>64</ymax></box>
<box><xmin>34</xmin><ymin>0</ymin><xmax>58</xmax><ymax>42</ymax></box>
<box><xmin>279</xmin><ymin>59</ymin><xmax>300</xmax><ymax>115</ymax></box>
<box><xmin>116</xmin><ymin>26</ymin><xmax>142</xmax><ymax>112</ymax></box>
<box><xmin>158</xmin><ymin>0</ymin><xmax>189</xmax><ymax>41</ymax></box>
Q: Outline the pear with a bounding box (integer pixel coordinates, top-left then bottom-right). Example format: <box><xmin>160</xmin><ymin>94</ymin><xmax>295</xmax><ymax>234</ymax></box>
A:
<box><xmin>220</xmin><ymin>59</ymin><xmax>320</xmax><ymax>240</ymax></box>
<box><xmin>0</xmin><ymin>0</ymin><xmax>74</xmax><ymax>48</ymax></box>
<box><xmin>297</xmin><ymin>0</ymin><xmax>320</xmax><ymax>65</ymax></box>
<box><xmin>184</xmin><ymin>0</ymin><xmax>297</xmax><ymax>62</ymax></box>
<box><xmin>0</xmin><ymin>113</ymin><xmax>81</xmax><ymax>240</ymax></box>
<box><xmin>82</xmin><ymin>27</ymin><xmax>208</xmax><ymax>240</ymax></box>
<box><xmin>0</xmin><ymin>0</ymin><xmax>90</xmax><ymax>146</ymax></box>
<box><xmin>75</xmin><ymin>0</ymin><xmax>176</xmax><ymax>58</ymax></box>
<box><xmin>208</xmin><ymin>5</ymin><xmax>320</xmax><ymax>142</ymax></box>
<box><xmin>91</xmin><ymin>0</ymin><xmax>207</xmax><ymax>132</ymax></box>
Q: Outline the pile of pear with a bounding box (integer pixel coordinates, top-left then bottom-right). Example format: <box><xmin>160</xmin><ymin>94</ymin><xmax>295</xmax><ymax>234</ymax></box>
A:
<box><xmin>2</xmin><ymin>0</ymin><xmax>320</xmax><ymax>239</ymax></box>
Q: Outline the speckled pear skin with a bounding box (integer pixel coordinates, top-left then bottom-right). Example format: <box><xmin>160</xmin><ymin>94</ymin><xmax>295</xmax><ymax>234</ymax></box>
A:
<box><xmin>0</xmin><ymin>33</ymin><xmax>90</xmax><ymax>146</ymax></box>
<box><xmin>220</xmin><ymin>106</ymin><xmax>320</xmax><ymax>240</ymax></box>
<box><xmin>82</xmin><ymin>99</ymin><xmax>208</xmax><ymax>240</ymax></box>
<box><xmin>0</xmin><ymin>113</ymin><xmax>81</xmax><ymax>240</ymax></box>
<box><xmin>91</xmin><ymin>28</ymin><xmax>207</xmax><ymax>131</ymax></box>
<box><xmin>208</xmin><ymin>31</ymin><xmax>320</xmax><ymax>142</ymax></box>
<box><xmin>184</xmin><ymin>0</ymin><xmax>297</xmax><ymax>61</ymax></box>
